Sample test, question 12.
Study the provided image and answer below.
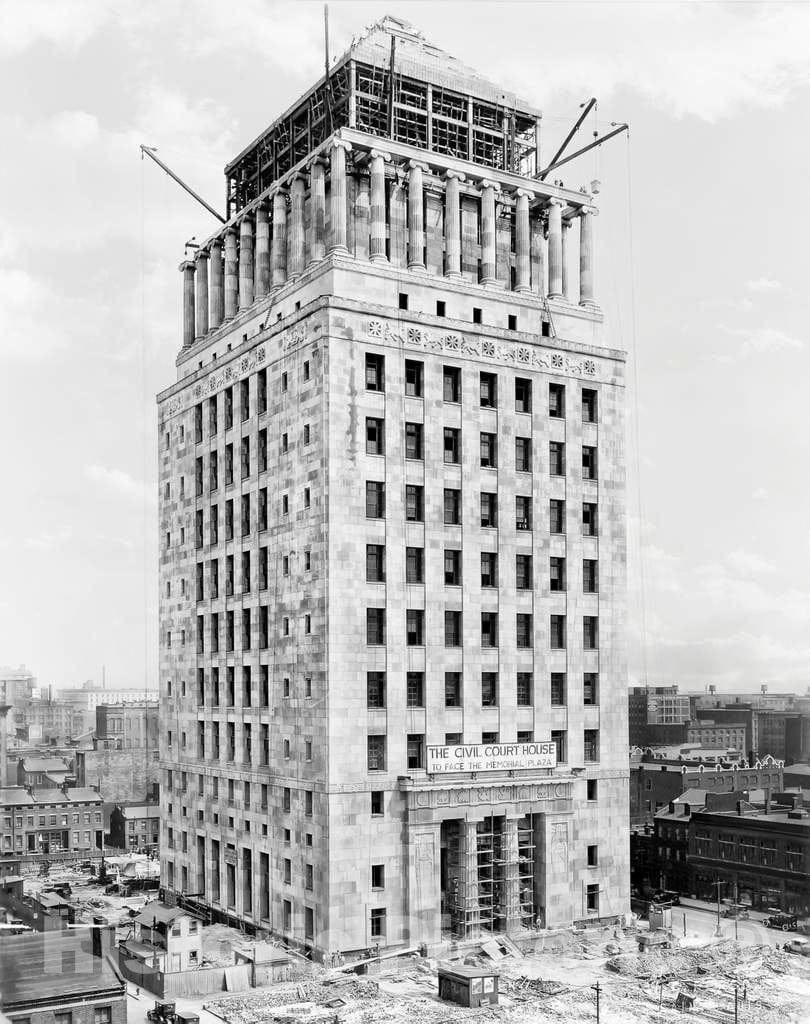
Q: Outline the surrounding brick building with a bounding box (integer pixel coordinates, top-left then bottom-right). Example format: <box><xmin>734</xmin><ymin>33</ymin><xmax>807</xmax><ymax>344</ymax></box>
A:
<box><xmin>107</xmin><ymin>802</ymin><xmax>160</xmax><ymax>852</ymax></box>
<box><xmin>0</xmin><ymin>786</ymin><xmax>104</xmax><ymax>858</ymax></box>
<box><xmin>74</xmin><ymin>703</ymin><xmax>160</xmax><ymax>803</ymax></box>
<box><xmin>15</xmin><ymin>757</ymin><xmax>72</xmax><ymax>790</ymax></box>
<box><xmin>157</xmin><ymin>16</ymin><xmax>629</xmax><ymax>955</ymax></box>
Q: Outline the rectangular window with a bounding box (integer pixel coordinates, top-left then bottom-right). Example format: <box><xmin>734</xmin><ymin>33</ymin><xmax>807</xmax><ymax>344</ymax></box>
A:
<box><xmin>406</xmin><ymin>672</ymin><xmax>425</xmax><ymax>708</ymax></box>
<box><xmin>480</xmin><ymin>492</ymin><xmax>497</xmax><ymax>528</ymax></box>
<box><xmin>481</xmin><ymin>611</ymin><xmax>498</xmax><ymax>648</ymax></box>
<box><xmin>444</xmin><ymin>549</ymin><xmax>461</xmax><ymax>586</ymax></box>
<box><xmin>445</xmin><ymin>672</ymin><xmax>462</xmax><ymax>707</ymax></box>
<box><xmin>515</xmin><ymin>436</ymin><xmax>531</xmax><ymax>473</ymax></box>
<box><xmin>480</xmin><ymin>551</ymin><xmax>497</xmax><ymax>588</ymax></box>
<box><xmin>583</xmin><ymin>672</ymin><xmax>599</xmax><ymax>706</ymax></box>
<box><xmin>405</xmin><ymin>359</ymin><xmax>423</xmax><ymax>397</ymax></box>
<box><xmin>584</xmin><ymin>729</ymin><xmax>600</xmax><ymax>762</ymax></box>
<box><xmin>583</xmin><ymin>502</ymin><xmax>598</xmax><ymax>536</ymax></box>
<box><xmin>550</xmin><ymin>498</ymin><xmax>565</xmax><ymax>534</ymax></box>
<box><xmin>406</xmin><ymin>610</ymin><xmax>424</xmax><ymax>646</ymax></box>
<box><xmin>225</xmin><ymin>442</ymin><xmax>234</xmax><ymax>484</ymax></box>
<box><xmin>224</xmin><ymin>385</ymin><xmax>233</xmax><ymax>428</ymax></box>
<box><xmin>550</xmin><ymin>615</ymin><xmax>566</xmax><ymax>650</ymax></box>
<box><xmin>481</xmin><ymin>672</ymin><xmax>498</xmax><ymax>707</ymax></box>
<box><xmin>549</xmin><ymin>441</ymin><xmax>565</xmax><ymax>476</ymax></box>
<box><xmin>370</xmin><ymin>908</ymin><xmax>386</xmax><ymax>937</ymax></box>
<box><xmin>366</xmin><ymin>481</ymin><xmax>385</xmax><ymax>518</ymax></box>
<box><xmin>398</xmin><ymin>292</ymin><xmax>408</xmax><ymax>310</ymax></box>
<box><xmin>551</xmin><ymin>729</ymin><xmax>567</xmax><ymax>763</ymax></box>
<box><xmin>582</xmin><ymin>388</ymin><xmax>598</xmax><ymax>423</ymax></box>
<box><xmin>479</xmin><ymin>372</ymin><xmax>497</xmax><ymax>408</ymax></box>
<box><xmin>371</xmin><ymin>791</ymin><xmax>384</xmax><ymax>815</ymax></box>
<box><xmin>366</xmin><ymin>353</ymin><xmax>384</xmax><ymax>391</ymax></box>
<box><xmin>258</xmin><ymin>427</ymin><xmax>267</xmax><ymax>471</ymax></box>
<box><xmin>516</xmin><ymin>553</ymin><xmax>532</xmax><ymax>590</ymax></box>
<box><xmin>507</xmin><ymin>313</ymin><xmax>517</xmax><ymax>331</ymax></box>
<box><xmin>480</xmin><ymin>432</ymin><xmax>497</xmax><ymax>468</ymax></box>
<box><xmin>194</xmin><ymin>403</ymin><xmax>203</xmax><ymax>443</ymax></box>
<box><xmin>407</xmin><ymin>734</ymin><xmax>424</xmax><ymax>769</ymax></box>
<box><xmin>550</xmin><ymin>556</ymin><xmax>566</xmax><ymax>592</ymax></box>
<box><xmin>405</xmin><ymin>422</ymin><xmax>423</xmax><ymax>460</ymax></box>
<box><xmin>367</xmin><ymin>608</ymin><xmax>386</xmax><ymax>646</ymax></box>
<box><xmin>582</xmin><ymin>445</ymin><xmax>598</xmax><ymax>480</ymax></box>
<box><xmin>443</xmin><ymin>366</ymin><xmax>460</xmax><ymax>402</ymax></box>
<box><xmin>405</xmin><ymin>484</ymin><xmax>423</xmax><ymax>522</ymax></box>
<box><xmin>584</xmin><ymin>616</ymin><xmax>599</xmax><ymax>650</ymax></box>
<box><xmin>472</xmin><ymin>306</ymin><xmax>482</xmax><ymax>324</ymax></box>
<box><xmin>516</xmin><ymin>495</ymin><xmax>532</xmax><ymax>531</ymax></box>
<box><xmin>94</xmin><ymin>1008</ymin><xmax>112</xmax><ymax>1024</ymax></box>
<box><xmin>209</xmin><ymin>450</ymin><xmax>218</xmax><ymax>491</ymax></box>
<box><xmin>516</xmin><ymin>613</ymin><xmax>533</xmax><ymax>648</ymax></box>
<box><xmin>303</xmin><ymin>423</ymin><xmax>310</xmax><ymax>445</ymax></box>
<box><xmin>436</xmin><ymin>299</ymin><xmax>446</xmax><ymax>317</ymax></box>
<box><xmin>371</xmin><ymin>864</ymin><xmax>385</xmax><ymax>890</ymax></box>
<box><xmin>587</xmin><ymin>779</ymin><xmax>598</xmax><ymax>801</ymax></box>
<box><xmin>443</xmin><ymin>427</ymin><xmax>460</xmax><ymax>464</ymax></box>
<box><xmin>549</xmin><ymin>382</ymin><xmax>565</xmax><ymax>418</ymax></box>
<box><xmin>583</xmin><ymin>559</ymin><xmax>598</xmax><ymax>593</ymax></box>
<box><xmin>551</xmin><ymin>672</ymin><xmax>567</xmax><ymax>706</ymax></box>
<box><xmin>445</xmin><ymin>610</ymin><xmax>462</xmax><ymax>647</ymax></box>
<box><xmin>366</xmin><ymin>544</ymin><xmax>386</xmax><ymax>582</ymax></box>
<box><xmin>257</xmin><ymin>368</ymin><xmax>267</xmax><ymax>414</ymax></box>
<box><xmin>368</xmin><ymin>735</ymin><xmax>386</xmax><ymax>772</ymax></box>
<box><xmin>406</xmin><ymin>546</ymin><xmax>424</xmax><ymax>583</ymax></box>
<box><xmin>225</xmin><ymin>498</ymin><xmax>234</xmax><ymax>540</ymax></box>
<box><xmin>515</xmin><ymin>377</ymin><xmax>532</xmax><ymax>413</ymax></box>
<box><xmin>586</xmin><ymin>883</ymin><xmax>599</xmax><ymax>913</ymax></box>
<box><xmin>366</xmin><ymin>417</ymin><xmax>384</xmax><ymax>455</ymax></box>
<box><xmin>587</xmin><ymin>844</ymin><xmax>598</xmax><ymax>867</ymax></box>
<box><xmin>240</xmin><ymin>378</ymin><xmax>249</xmax><ymax>421</ymax></box>
<box><xmin>516</xmin><ymin>672</ymin><xmax>533</xmax><ymax>706</ymax></box>
<box><xmin>444</xmin><ymin>488</ymin><xmax>461</xmax><ymax>525</ymax></box>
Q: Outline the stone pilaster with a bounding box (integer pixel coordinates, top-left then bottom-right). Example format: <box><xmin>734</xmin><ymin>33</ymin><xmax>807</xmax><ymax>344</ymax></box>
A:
<box><xmin>503</xmin><ymin>817</ymin><xmax>523</xmax><ymax>933</ymax></box>
<box><xmin>209</xmin><ymin>238</ymin><xmax>224</xmax><ymax>328</ymax></box>
<box><xmin>407</xmin><ymin>159</ymin><xmax>428</xmax><ymax>271</ymax></box>
<box><xmin>546</xmin><ymin>198</ymin><xmax>565</xmax><ymax>299</ymax></box>
<box><xmin>406</xmin><ymin>824</ymin><xmax>441</xmax><ymax>945</ymax></box>
<box><xmin>224</xmin><ymin>228</ymin><xmax>238</xmax><ymax>319</ymax></box>
<box><xmin>289</xmin><ymin>175</ymin><xmax>306</xmax><ymax>279</ymax></box>
<box><xmin>180</xmin><ymin>260</ymin><xmax>195</xmax><ymax>348</ymax></box>
<box><xmin>308</xmin><ymin>157</ymin><xmax>326</xmax><ymax>265</ymax></box>
<box><xmin>194</xmin><ymin>249</ymin><xmax>209</xmax><ymax>338</ymax></box>
<box><xmin>271</xmin><ymin>190</ymin><xmax>288</xmax><ymax>287</ymax></box>
<box><xmin>254</xmin><ymin>202</ymin><xmax>270</xmax><ymax>299</ymax></box>
<box><xmin>459</xmin><ymin>819</ymin><xmax>481</xmax><ymax>937</ymax></box>
<box><xmin>562</xmin><ymin>218</ymin><xmax>573</xmax><ymax>301</ymax></box>
<box><xmin>579</xmin><ymin>207</ymin><xmax>597</xmax><ymax>308</ymax></box>
<box><xmin>444</xmin><ymin>170</ymin><xmax>464</xmax><ymax>279</ymax></box>
<box><xmin>329</xmin><ymin>139</ymin><xmax>352</xmax><ymax>254</ymax></box>
<box><xmin>369</xmin><ymin>149</ymin><xmax>390</xmax><ymax>263</ymax></box>
<box><xmin>238</xmin><ymin>216</ymin><xmax>254</xmax><ymax>309</ymax></box>
<box><xmin>480</xmin><ymin>179</ymin><xmax>498</xmax><ymax>285</ymax></box>
<box><xmin>514</xmin><ymin>189</ymin><xmax>532</xmax><ymax>293</ymax></box>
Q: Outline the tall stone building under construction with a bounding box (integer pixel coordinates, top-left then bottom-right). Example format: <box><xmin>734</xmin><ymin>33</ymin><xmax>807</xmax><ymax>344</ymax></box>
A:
<box><xmin>157</xmin><ymin>16</ymin><xmax>629</xmax><ymax>956</ymax></box>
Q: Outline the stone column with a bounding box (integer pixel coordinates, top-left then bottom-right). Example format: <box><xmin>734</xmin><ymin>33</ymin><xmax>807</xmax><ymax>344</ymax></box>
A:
<box><xmin>329</xmin><ymin>139</ymin><xmax>352</xmax><ymax>254</ymax></box>
<box><xmin>224</xmin><ymin>228</ymin><xmax>238</xmax><ymax>319</ymax></box>
<box><xmin>459</xmin><ymin>820</ymin><xmax>481</xmax><ymax>938</ymax></box>
<box><xmin>254</xmin><ymin>202</ymin><xmax>270</xmax><ymax>299</ymax></box>
<box><xmin>180</xmin><ymin>260</ymin><xmax>195</xmax><ymax>348</ymax></box>
<box><xmin>288</xmin><ymin>175</ymin><xmax>306</xmax><ymax>279</ymax></box>
<box><xmin>579</xmin><ymin>207</ymin><xmax>597</xmax><ymax>308</ymax></box>
<box><xmin>194</xmin><ymin>250</ymin><xmax>209</xmax><ymax>338</ymax></box>
<box><xmin>503</xmin><ymin>817</ymin><xmax>523</xmax><ymax>933</ymax></box>
<box><xmin>562</xmin><ymin>218</ymin><xmax>573</xmax><ymax>301</ymax></box>
<box><xmin>407</xmin><ymin>159</ymin><xmax>428</xmax><ymax>270</ymax></box>
<box><xmin>238</xmin><ymin>217</ymin><xmax>254</xmax><ymax>309</ymax></box>
<box><xmin>546</xmin><ymin>198</ymin><xmax>565</xmax><ymax>299</ymax></box>
<box><xmin>444</xmin><ymin>170</ymin><xmax>464</xmax><ymax>279</ymax></box>
<box><xmin>271</xmin><ymin>190</ymin><xmax>288</xmax><ymax>287</ymax></box>
<box><xmin>308</xmin><ymin>157</ymin><xmax>326</xmax><ymax>264</ymax></box>
<box><xmin>480</xmin><ymin>179</ymin><xmax>498</xmax><ymax>285</ymax></box>
<box><xmin>369</xmin><ymin>149</ymin><xmax>390</xmax><ymax>263</ymax></box>
<box><xmin>514</xmin><ymin>189</ymin><xmax>532</xmax><ymax>293</ymax></box>
<box><xmin>209</xmin><ymin>238</ymin><xmax>224</xmax><ymax>328</ymax></box>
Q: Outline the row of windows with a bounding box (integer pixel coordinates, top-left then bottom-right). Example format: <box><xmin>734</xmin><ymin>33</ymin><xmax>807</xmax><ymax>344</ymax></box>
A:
<box><xmin>172</xmin><ymin>722</ymin><xmax>315</xmax><ymax>767</ymax></box>
<box><xmin>366</xmin><ymin>355</ymin><xmax>598</xmax><ymax>424</ymax></box>
<box><xmin>16</xmin><ymin>1009</ymin><xmax>113</xmax><ymax>1024</ymax></box>
<box><xmin>366</xmin><ymin>669</ymin><xmax>600</xmax><ymax>708</ymax></box>
<box><xmin>168</xmin><ymin>667</ymin><xmax>314</xmax><ymax>707</ymax></box>
<box><xmin>194</xmin><ymin>548</ymin><xmax>312</xmax><ymax>601</ymax></box>
<box><xmin>366</xmin><ymin>609</ymin><xmax>599</xmax><ymax>649</ymax></box>
<box><xmin>366</xmin><ymin>484</ymin><xmax>598</xmax><ymax>534</ymax></box>
<box><xmin>366</xmin><ymin>728</ymin><xmax>600</xmax><ymax>771</ymax></box>
<box><xmin>166</xmin><ymin>772</ymin><xmax>314</xmax><ymax>818</ymax></box>
<box><xmin>2</xmin><ymin>811</ymin><xmax>101</xmax><ymax>828</ymax></box>
<box><xmin>190</xmin><ymin>424</ymin><xmax>312</xmax><ymax>499</ymax></box>
<box><xmin>366</xmin><ymin>546</ymin><xmax>598</xmax><ymax>593</ymax></box>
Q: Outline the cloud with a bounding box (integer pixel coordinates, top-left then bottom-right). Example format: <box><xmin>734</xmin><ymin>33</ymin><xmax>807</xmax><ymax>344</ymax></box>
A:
<box><xmin>726</xmin><ymin>550</ymin><xmax>775</xmax><ymax>577</ymax></box>
<box><xmin>24</xmin><ymin>526</ymin><xmax>72</xmax><ymax>551</ymax></box>
<box><xmin>0</xmin><ymin>0</ymin><xmax>111</xmax><ymax>56</ymax></box>
<box><xmin>85</xmin><ymin>464</ymin><xmax>150</xmax><ymax>503</ymax></box>
<box><xmin>717</xmin><ymin>324</ymin><xmax>804</xmax><ymax>356</ymax></box>
<box><xmin>747</xmin><ymin>276</ymin><xmax>782</xmax><ymax>294</ymax></box>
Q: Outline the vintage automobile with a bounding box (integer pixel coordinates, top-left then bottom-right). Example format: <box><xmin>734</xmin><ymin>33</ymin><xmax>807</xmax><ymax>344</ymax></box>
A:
<box><xmin>763</xmin><ymin>910</ymin><xmax>798</xmax><ymax>931</ymax></box>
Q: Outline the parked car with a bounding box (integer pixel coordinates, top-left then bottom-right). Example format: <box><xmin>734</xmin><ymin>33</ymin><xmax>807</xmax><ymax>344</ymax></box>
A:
<box><xmin>721</xmin><ymin>901</ymin><xmax>749</xmax><ymax>919</ymax></box>
<box><xmin>763</xmin><ymin>911</ymin><xmax>798</xmax><ymax>931</ymax></box>
<box><xmin>784</xmin><ymin>938</ymin><xmax>810</xmax><ymax>956</ymax></box>
<box><xmin>651</xmin><ymin>890</ymin><xmax>681</xmax><ymax>906</ymax></box>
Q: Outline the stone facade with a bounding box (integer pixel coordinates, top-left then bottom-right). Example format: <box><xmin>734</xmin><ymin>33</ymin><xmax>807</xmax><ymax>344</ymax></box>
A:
<box><xmin>156</xmin><ymin>21</ymin><xmax>630</xmax><ymax>958</ymax></box>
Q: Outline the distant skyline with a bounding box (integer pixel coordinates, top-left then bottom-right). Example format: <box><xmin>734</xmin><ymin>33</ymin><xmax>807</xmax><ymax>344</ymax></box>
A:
<box><xmin>2</xmin><ymin>2</ymin><xmax>809</xmax><ymax>691</ymax></box>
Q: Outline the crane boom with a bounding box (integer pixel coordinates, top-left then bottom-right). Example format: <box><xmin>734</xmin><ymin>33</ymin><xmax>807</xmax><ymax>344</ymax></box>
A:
<box><xmin>539</xmin><ymin>123</ymin><xmax>629</xmax><ymax>179</ymax></box>
<box><xmin>140</xmin><ymin>145</ymin><xmax>226</xmax><ymax>224</ymax></box>
<box><xmin>538</xmin><ymin>97</ymin><xmax>596</xmax><ymax>181</ymax></box>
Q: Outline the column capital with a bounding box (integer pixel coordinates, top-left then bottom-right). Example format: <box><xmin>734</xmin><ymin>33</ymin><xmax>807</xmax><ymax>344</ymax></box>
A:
<box><xmin>514</xmin><ymin>187</ymin><xmax>534</xmax><ymax>201</ymax></box>
<box><xmin>370</xmin><ymin>148</ymin><xmax>391</xmax><ymax>162</ymax></box>
<box><xmin>272</xmin><ymin>188</ymin><xmax>289</xmax><ymax>204</ymax></box>
<box><xmin>479</xmin><ymin>177</ymin><xmax>500</xmax><ymax>193</ymax></box>
<box><xmin>306</xmin><ymin>154</ymin><xmax>327</xmax><ymax>171</ymax></box>
<box><xmin>562</xmin><ymin>217</ymin><xmax>575</xmax><ymax>230</ymax></box>
<box><xmin>408</xmin><ymin>159</ymin><xmax>429</xmax><ymax>172</ymax></box>
<box><xmin>329</xmin><ymin>137</ymin><xmax>352</xmax><ymax>154</ymax></box>
<box><xmin>194</xmin><ymin>249</ymin><xmax>209</xmax><ymax>264</ymax></box>
<box><xmin>445</xmin><ymin>168</ymin><xmax>466</xmax><ymax>182</ymax></box>
<box><xmin>546</xmin><ymin>196</ymin><xmax>566</xmax><ymax>209</ymax></box>
<box><xmin>579</xmin><ymin>205</ymin><xmax>599</xmax><ymax>218</ymax></box>
<box><xmin>179</xmin><ymin>260</ymin><xmax>195</xmax><ymax>273</ymax></box>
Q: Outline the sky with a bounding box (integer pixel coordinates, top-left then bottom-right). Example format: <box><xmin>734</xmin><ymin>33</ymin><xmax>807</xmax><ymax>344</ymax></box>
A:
<box><xmin>1</xmin><ymin>0</ymin><xmax>809</xmax><ymax>694</ymax></box>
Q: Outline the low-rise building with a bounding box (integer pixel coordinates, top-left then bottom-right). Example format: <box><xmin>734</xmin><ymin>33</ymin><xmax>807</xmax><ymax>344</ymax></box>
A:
<box><xmin>120</xmin><ymin>904</ymin><xmax>202</xmax><ymax>973</ymax></box>
<box><xmin>16</xmin><ymin>757</ymin><xmax>72</xmax><ymax>790</ymax></box>
<box><xmin>687</xmin><ymin>722</ymin><xmax>746</xmax><ymax>751</ymax></box>
<box><xmin>0</xmin><ymin>928</ymin><xmax>125</xmax><ymax>1024</ymax></box>
<box><xmin>107</xmin><ymin>803</ymin><xmax>160</xmax><ymax>852</ymax></box>
<box><xmin>0</xmin><ymin>786</ymin><xmax>104</xmax><ymax>859</ymax></box>
<box><xmin>75</xmin><ymin>703</ymin><xmax>160</xmax><ymax>804</ymax></box>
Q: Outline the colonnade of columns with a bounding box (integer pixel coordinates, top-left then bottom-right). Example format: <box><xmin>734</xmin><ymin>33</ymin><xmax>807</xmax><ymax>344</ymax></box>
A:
<box><xmin>180</xmin><ymin>138</ymin><xmax>599</xmax><ymax>348</ymax></box>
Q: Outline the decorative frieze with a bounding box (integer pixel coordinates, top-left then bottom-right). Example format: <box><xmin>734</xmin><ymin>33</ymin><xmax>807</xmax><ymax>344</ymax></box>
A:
<box><xmin>406</xmin><ymin>779</ymin><xmax>573</xmax><ymax>811</ymax></box>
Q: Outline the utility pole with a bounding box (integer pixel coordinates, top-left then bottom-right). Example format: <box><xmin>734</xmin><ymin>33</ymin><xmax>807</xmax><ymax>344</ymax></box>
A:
<box><xmin>714</xmin><ymin>879</ymin><xmax>725</xmax><ymax>937</ymax></box>
<box><xmin>734</xmin><ymin>982</ymin><xmax>739</xmax><ymax>1024</ymax></box>
<box><xmin>592</xmin><ymin>981</ymin><xmax>601</xmax><ymax>1024</ymax></box>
